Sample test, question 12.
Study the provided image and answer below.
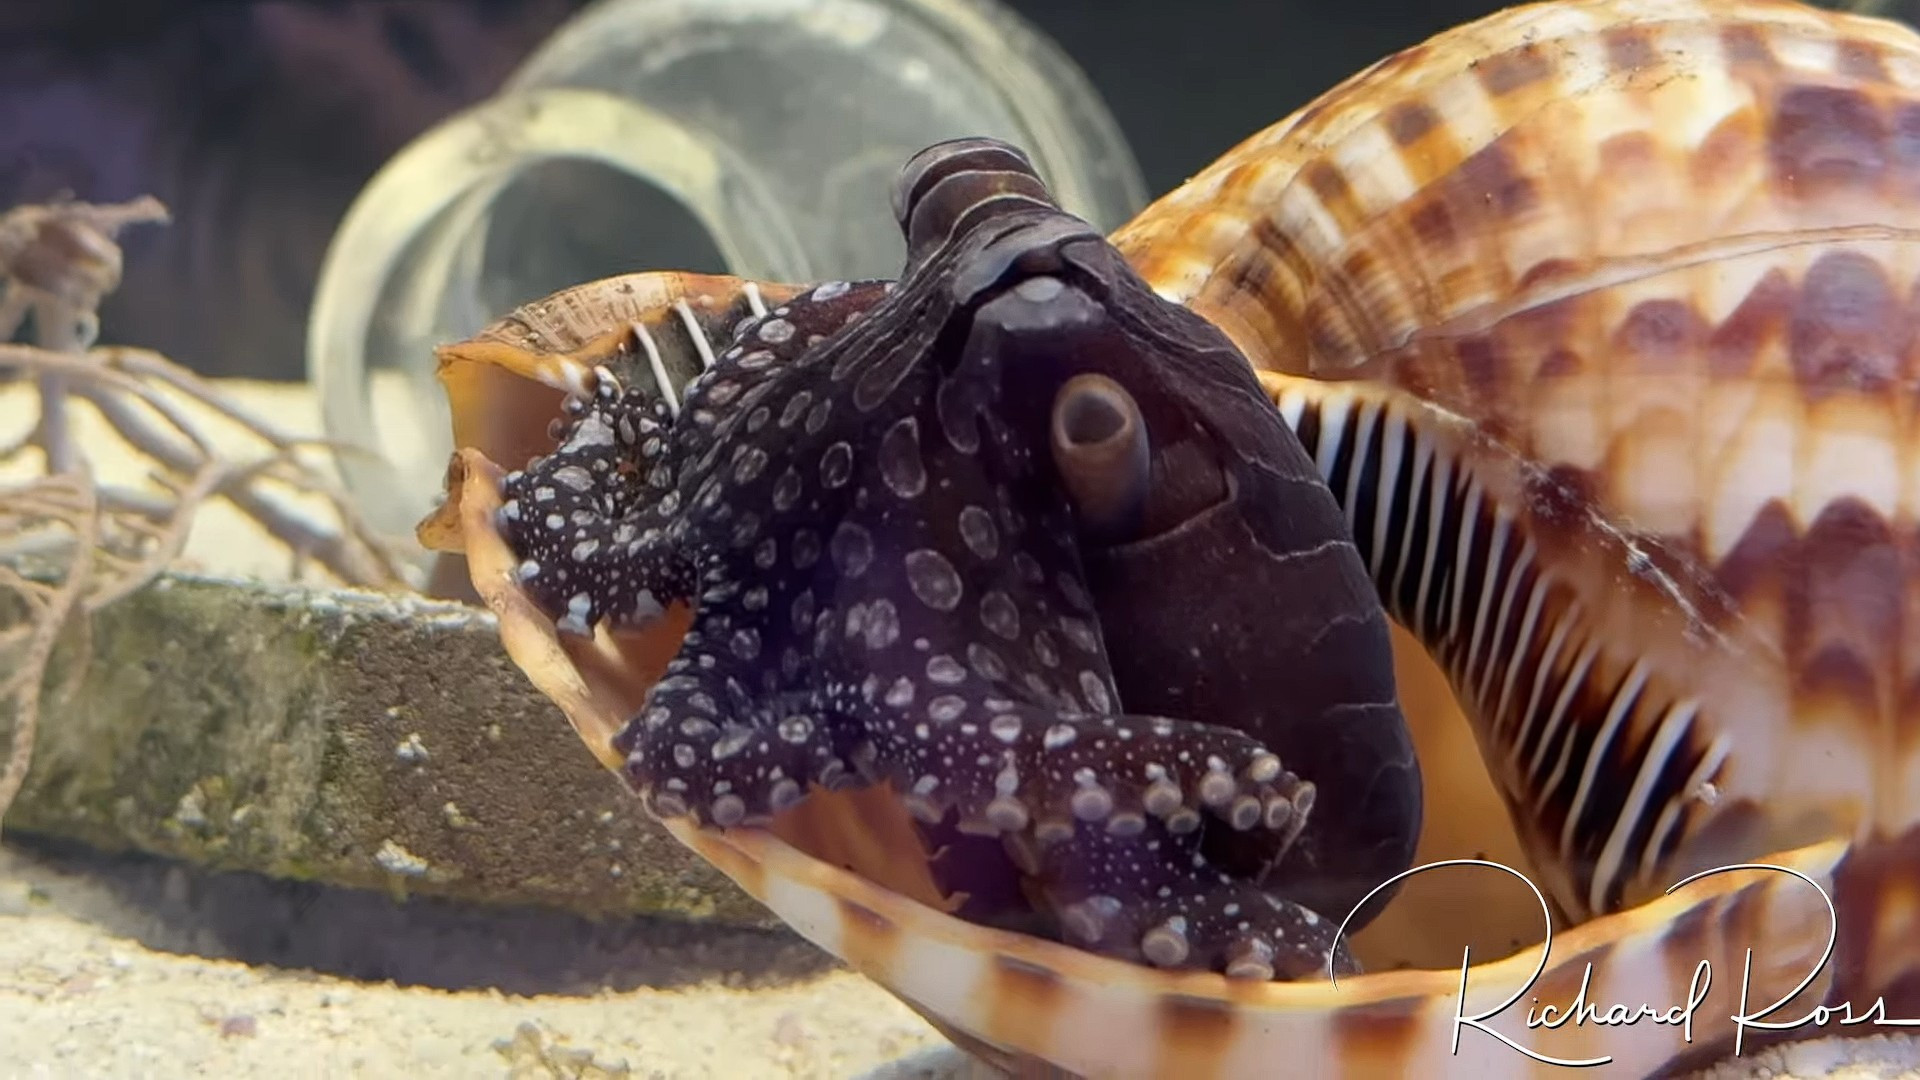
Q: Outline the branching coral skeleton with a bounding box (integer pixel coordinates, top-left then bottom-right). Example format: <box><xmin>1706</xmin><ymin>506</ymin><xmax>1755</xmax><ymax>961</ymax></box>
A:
<box><xmin>0</xmin><ymin>195</ymin><xmax>411</xmax><ymax>830</ymax></box>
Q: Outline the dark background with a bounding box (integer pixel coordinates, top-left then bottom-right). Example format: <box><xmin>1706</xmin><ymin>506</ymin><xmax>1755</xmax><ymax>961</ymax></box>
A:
<box><xmin>0</xmin><ymin>0</ymin><xmax>1537</xmax><ymax>379</ymax></box>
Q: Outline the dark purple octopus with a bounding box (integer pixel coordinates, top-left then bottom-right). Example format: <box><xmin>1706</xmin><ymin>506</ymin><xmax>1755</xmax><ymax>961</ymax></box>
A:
<box><xmin>495</xmin><ymin>138</ymin><xmax>1421</xmax><ymax>980</ymax></box>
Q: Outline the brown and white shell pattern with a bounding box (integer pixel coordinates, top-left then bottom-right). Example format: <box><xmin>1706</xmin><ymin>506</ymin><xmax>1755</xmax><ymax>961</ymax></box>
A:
<box><xmin>1114</xmin><ymin>0</ymin><xmax>1920</xmax><ymax>925</ymax></box>
<box><xmin>427</xmin><ymin>0</ymin><xmax>1920</xmax><ymax>1076</ymax></box>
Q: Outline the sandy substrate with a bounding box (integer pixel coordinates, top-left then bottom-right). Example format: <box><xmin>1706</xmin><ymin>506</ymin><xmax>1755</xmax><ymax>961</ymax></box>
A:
<box><xmin>11</xmin><ymin>835</ymin><xmax>1920</xmax><ymax>1080</ymax></box>
<box><xmin>0</xmin><ymin>840</ymin><xmax>954</xmax><ymax>1079</ymax></box>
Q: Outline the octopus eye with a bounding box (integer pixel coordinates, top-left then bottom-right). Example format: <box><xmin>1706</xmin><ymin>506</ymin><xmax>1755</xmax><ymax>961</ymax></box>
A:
<box><xmin>1050</xmin><ymin>373</ymin><xmax>1150</xmax><ymax>542</ymax></box>
<box><xmin>892</xmin><ymin>137</ymin><xmax>1055</xmax><ymax>268</ymax></box>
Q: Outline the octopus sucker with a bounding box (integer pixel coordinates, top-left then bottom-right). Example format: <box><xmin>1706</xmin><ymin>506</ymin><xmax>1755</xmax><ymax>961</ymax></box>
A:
<box><xmin>421</xmin><ymin>0</ymin><xmax>1920</xmax><ymax>1074</ymax></box>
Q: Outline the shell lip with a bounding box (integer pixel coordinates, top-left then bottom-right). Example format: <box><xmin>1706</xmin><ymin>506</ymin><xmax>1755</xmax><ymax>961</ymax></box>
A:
<box><xmin>668</xmin><ymin>810</ymin><xmax>1857</xmax><ymax>1002</ymax></box>
<box><xmin>448</xmin><ymin>446</ymin><xmax>689</xmax><ymax>769</ymax></box>
<box><xmin>414</xmin><ymin>337</ymin><xmax>589</xmax><ymax>555</ymax></box>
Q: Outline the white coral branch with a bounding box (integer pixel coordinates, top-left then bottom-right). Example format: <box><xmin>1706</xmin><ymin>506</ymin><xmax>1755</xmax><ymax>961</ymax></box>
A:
<box><xmin>0</xmin><ymin>194</ymin><xmax>413</xmax><ymax>830</ymax></box>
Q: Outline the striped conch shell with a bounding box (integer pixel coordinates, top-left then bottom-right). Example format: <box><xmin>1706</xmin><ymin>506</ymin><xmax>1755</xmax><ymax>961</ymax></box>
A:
<box><xmin>421</xmin><ymin>0</ymin><xmax>1920</xmax><ymax>1075</ymax></box>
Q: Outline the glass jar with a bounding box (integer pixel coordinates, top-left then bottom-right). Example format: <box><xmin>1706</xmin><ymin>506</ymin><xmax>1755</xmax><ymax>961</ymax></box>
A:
<box><xmin>306</xmin><ymin>0</ymin><xmax>1146</xmax><ymax>556</ymax></box>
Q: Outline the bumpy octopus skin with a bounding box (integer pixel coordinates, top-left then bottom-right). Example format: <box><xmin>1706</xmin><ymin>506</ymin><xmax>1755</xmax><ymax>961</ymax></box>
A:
<box><xmin>495</xmin><ymin>138</ymin><xmax>1420</xmax><ymax>980</ymax></box>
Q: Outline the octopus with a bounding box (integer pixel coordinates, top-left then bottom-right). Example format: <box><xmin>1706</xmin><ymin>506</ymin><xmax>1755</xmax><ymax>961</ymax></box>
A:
<box><xmin>490</xmin><ymin>137</ymin><xmax>1423</xmax><ymax>980</ymax></box>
